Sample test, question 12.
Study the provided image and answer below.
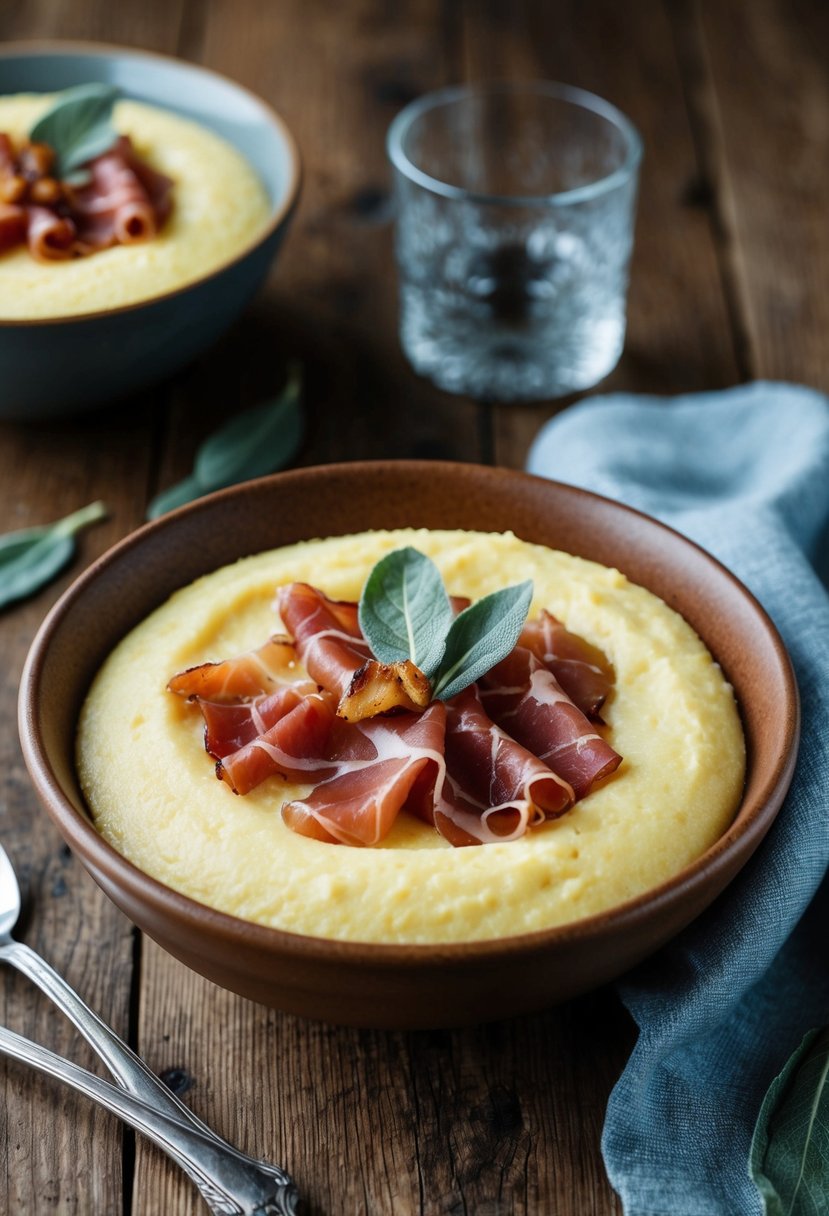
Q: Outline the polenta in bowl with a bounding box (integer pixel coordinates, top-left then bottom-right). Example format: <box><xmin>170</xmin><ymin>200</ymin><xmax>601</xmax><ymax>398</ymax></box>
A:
<box><xmin>76</xmin><ymin>528</ymin><xmax>745</xmax><ymax>946</ymax></box>
<box><xmin>0</xmin><ymin>43</ymin><xmax>300</xmax><ymax>418</ymax></box>
<box><xmin>18</xmin><ymin>464</ymin><xmax>798</xmax><ymax>1027</ymax></box>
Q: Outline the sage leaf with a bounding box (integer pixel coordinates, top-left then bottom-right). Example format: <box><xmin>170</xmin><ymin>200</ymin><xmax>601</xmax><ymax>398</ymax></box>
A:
<box><xmin>358</xmin><ymin>547</ymin><xmax>453</xmax><ymax>677</ymax></box>
<box><xmin>750</xmin><ymin>1026</ymin><xmax>829</xmax><ymax>1215</ymax></box>
<box><xmin>30</xmin><ymin>84</ymin><xmax>119</xmax><ymax>179</ymax></box>
<box><xmin>146</xmin><ymin>364</ymin><xmax>304</xmax><ymax>520</ymax></box>
<box><xmin>144</xmin><ymin>474</ymin><xmax>203</xmax><ymax>522</ymax></box>
<box><xmin>0</xmin><ymin>500</ymin><xmax>107</xmax><ymax>611</ymax></box>
<box><xmin>431</xmin><ymin>580</ymin><xmax>533</xmax><ymax>701</ymax></box>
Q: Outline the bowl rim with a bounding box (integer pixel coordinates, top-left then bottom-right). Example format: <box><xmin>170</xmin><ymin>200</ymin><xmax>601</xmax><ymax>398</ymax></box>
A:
<box><xmin>0</xmin><ymin>39</ymin><xmax>302</xmax><ymax>329</ymax></box>
<box><xmin>18</xmin><ymin>461</ymin><xmax>800</xmax><ymax>967</ymax></box>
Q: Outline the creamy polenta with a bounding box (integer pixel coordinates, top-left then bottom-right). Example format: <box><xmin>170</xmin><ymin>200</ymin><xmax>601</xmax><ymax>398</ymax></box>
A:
<box><xmin>76</xmin><ymin>529</ymin><xmax>745</xmax><ymax>945</ymax></box>
<box><xmin>0</xmin><ymin>95</ymin><xmax>271</xmax><ymax>318</ymax></box>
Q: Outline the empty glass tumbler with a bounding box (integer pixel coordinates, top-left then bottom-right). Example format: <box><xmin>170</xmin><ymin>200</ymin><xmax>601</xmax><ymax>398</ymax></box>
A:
<box><xmin>387</xmin><ymin>82</ymin><xmax>642</xmax><ymax>401</ymax></box>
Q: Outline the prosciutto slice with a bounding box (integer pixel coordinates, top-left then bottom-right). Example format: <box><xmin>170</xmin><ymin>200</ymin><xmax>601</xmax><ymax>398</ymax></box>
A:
<box><xmin>282</xmin><ymin>703</ymin><xmax>447</xmax><ymax>846</ymax></box>
<box><xmin>217</xmin><ymin>692</ymin><xmax>336</xmax><ymax>795</ymax></box>
<box><xmin>168</xmin><ymin>637</ymin><xmax>300</xmax><ymax>702</ymax></box>
<box><xmin>169</xmin><ymin>581</ymin><xmax>624</xmax><ymax>849</ymax></box>
<box><xmin>519</xmin><ymin>610</ymin><xmax>615</xmax><ymax>720</ymax></box>
<box><xmin>197</xmin><ymin>684</ymin><xmax>317</xmax><ymax>759</ymax></box>
<box><xmin>429</xmin><ymin>687</ymin><xmax>574</xmax><ymax>846</ymax></box>
<box><xmin>275</xmin><ymin>583</ymin><xmax>373</xmax><ymax>699</ymax></box>
<box><xmin>72</xmin><ymin>136</ymin><xmax>173</xmax><ymax>249</ymax></box>
<box><xmin>480</xmin><ymin>647</ymin><xmax>621</xmax><ymax>799</ymax></box>
<box><xmin>25</xmin><ymin>204</ymin><xmax>76</xmax><ymax>260</ymax></box>
<box><xmin>0</xmin><ymin>202</ymin><xmax>26</xmax><ymax>252</ymax></box>
<box><xmin>0</xmin><ymin>132</ymin><xmax>173</xmax><ymax>261</ymax></box>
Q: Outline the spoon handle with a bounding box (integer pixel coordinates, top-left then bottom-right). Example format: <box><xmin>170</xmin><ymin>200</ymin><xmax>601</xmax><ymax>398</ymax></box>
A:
<box><xmin>0</xmin><ymin>940</ymin><xmax>297</xmax><ymax>1199</ymax></box>
<box><xmin>2</xmin><ymin>939</ymin><xmax>211</xmax><ymax>1118</ymax></box>
<box><xmin>0</xmin><ymin>1024</ymin><xmax>298</xmax><ymax>1215</ymax></box>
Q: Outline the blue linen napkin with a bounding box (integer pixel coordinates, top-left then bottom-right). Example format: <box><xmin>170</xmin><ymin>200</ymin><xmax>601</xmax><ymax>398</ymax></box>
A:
<box><xmin>526</xmin><ymin>381</ymin><xmax>829</xmax><ymax>1216</ymax></box>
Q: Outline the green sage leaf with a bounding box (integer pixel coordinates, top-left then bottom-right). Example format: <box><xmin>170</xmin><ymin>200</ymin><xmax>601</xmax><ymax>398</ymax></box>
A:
<box><xmin>0</xmin><ymin>501</ymin><xmax>107</xmax><ymax>611</ymax></box>
<box><xmin>750</xmin><ymin>1026</ymin><xmax>829</xmax><ymax>1215</ymax></box>
<box><xmin>30</xmin><ymin>84</ymin><xmax>120</xmax><ymax>179</ymax></box>
<box><xmin>358</xmin><ymin>547</ymin><xmax>453</xmax><ymax>677</ymax></box>
<box><xmin>146</xmin><ymin>364</ymin><xmax>304</xmax><ymax>520</ymax></box>
<box><xmin>144</xmin><ymin>474</ymin><xmax>203</xmax><ymax>522</ymax></box>
<box><xmin>431</xmin><ymin>580</ymin><xmax>533</xmax><ymax>701</ymax></box>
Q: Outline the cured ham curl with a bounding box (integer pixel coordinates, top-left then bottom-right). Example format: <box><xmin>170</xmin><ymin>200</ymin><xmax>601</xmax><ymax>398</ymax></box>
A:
<box><xmin>276</xmin><ymin>583</ymin><xmax>431</xmax><ymax>720</ymax></box>
<box><xmin>72</xmin><ymin>136</ymin><xmax>173</xmax><ymax>249</ymax></box>
<box><xmin>167</xmin><ymin>636</ymin><xmax>300</xmax><ymax>702</ymax></box>
<box><xmin>480</xmin><ymin>647</ymin><xmax>621</xmax><ymax>799</ymax></box>
<box><xmin>170</xmin><ymin>580</ymin><xmax>622</xmax><ymax>848</ymax></box>
<box><xmin>26</xmin><ymin>204</ymin><xmax>75</xmax><ymax>260</ymax></box>
<box><xmin>0</xmin><ymin>132</ymin><xmax>173</xmax><ymax>261</ymax></box>
<box><xmin>282</xmin><ymin>703</ymin><xmax>447</xmax><ymax>846</ymax></box>
<box><xmin>218</xmin><ymin>692</ymin><xmax>336</xmax><ymax>796</ymax></box>
<box><xmin>197</xmin><ymin>685</ymin><xmax>317</xmax><ymax>760</ymax></box>
<box><xmin>276</xmin><ymin>582</ymin><xmax>372</xmax><ymax>700</ymax></box>
<box><xmin>430</xmin><ymin>687</ymin><xmax>574</xmax><ymax>846</ymax></box>
<box><xmin>519</xmin><ymin>609</ymin><xmax>614</xmax><ymax>721</ymax></box>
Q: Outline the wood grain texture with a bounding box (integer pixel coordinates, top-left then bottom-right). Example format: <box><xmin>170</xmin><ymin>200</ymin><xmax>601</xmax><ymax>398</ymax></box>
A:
<box><xmin>148</xmin><ymin>0</ymin><xmax>481</xmax><ymax>517</ymax></box>
<box><xmin>0</xmin><ymin>2</ymin><xmax>183</xmax><ymax>1213</ymax></box>
<box><xmin>136</xmin><ymin>940</ymin><xmax>635</xmax><ymax>1216</ymax></box>
<box><xmin>677</xmin><ymin>0</ymin><xmax>829</xmax><ymax>390</ymax></box>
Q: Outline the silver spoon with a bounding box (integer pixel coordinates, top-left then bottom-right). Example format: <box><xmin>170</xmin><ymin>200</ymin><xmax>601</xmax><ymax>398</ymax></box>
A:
<box><xmin>0</xmin><ymin>843</ymin><xmax>299</xmax><ymax>1216</ymax></box>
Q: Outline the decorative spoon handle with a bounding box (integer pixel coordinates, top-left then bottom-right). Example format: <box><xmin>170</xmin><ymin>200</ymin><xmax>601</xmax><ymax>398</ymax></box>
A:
<box><xmin>0</xmin><ymin>939</ymin><xmax>298</xmax><ymax>1205</ymax></box>
<box><xmin>0</xmin><ymin>1024</ymin><xmax>299</xmax><ymax>1216</ymax></box>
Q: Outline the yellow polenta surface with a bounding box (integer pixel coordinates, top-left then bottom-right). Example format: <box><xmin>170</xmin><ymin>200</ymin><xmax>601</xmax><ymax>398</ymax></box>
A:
<box><xmin>0</xmin><ymin>95</ymin><xmax>271</xmax><ymax>318</ymax></box>
<box><xmin>76</xmin><ymin>529</ymin><xmax>745</xmax><ymax>944</ymax></box>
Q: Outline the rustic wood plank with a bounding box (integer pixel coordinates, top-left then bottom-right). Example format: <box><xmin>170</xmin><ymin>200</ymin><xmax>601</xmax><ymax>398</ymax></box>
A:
<box><xmin>148</xmin><ymin>0</ymin><xmax>482</xmax><ymax>514</ymax></box>
<box><xmin>0</xmin><ymin>420</ymin><xmax>157</xmax><ymax>1216</ymax></box>
<box><xmin>459</xmin><ymin>0</ymin><xmax>740</xmax><ymax>470</ymax></box>
<box><xmin>676</xmin><ymin>0</ymin><xmax>829</xmax><ymax>390</ymax></box>
<box><xmin>1</xmin><ymin>0</ymin><xmax>185</xmax><ymax>48</ymax></box>
<box><xmin>136</xmin><ymin>940</ymin><xmax>636</xmax><ymax>1216</ymax></box>
<box><xmin>0</xmin><ymin>3</ymin><xmax>185</xmax><ymax>1214</ymax></box>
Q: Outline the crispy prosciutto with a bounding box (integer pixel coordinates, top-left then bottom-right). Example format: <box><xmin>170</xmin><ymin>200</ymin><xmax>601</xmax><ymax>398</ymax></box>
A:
<box><xmin>167</xmin><ymin>636</ymin><xmax>300</xmax><ymax>702</ymax></box>
<box><xmin>170</xmin><ymin>580</ymin><xmax>622</xmax><ymax>848</ymax></box>
<box><xmin>282</xmin><ymin>703</ymin><xmax>447</xmax><ymax>846</ymax></box>
<box><xmin>277</xmin><ymin>583</ymin><xmax>436</xmax><ymax>721</ymax></box>
<box><xmin>480</xmin><ymin>648</ymin><xmax>622</xmax><ymax>799</ymax></box>
<box><xmin>0</xmin><ymin>132</ymin><xmax>173</xmax><ymax>261</ymax></box>
<box><xmin>337</xmin><ymin>658</ymin><xmax>432</xmax><ymax>722</ymax></box>
<box><xmin>519</xmin><ymin>609</ymin><xmax>615</xmax><ymax>720</ymax></box>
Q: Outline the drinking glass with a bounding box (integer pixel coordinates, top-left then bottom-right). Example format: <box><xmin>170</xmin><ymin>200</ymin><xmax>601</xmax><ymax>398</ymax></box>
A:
<box><xmin>387</xmin><ymin>82</ymin><xmax>642</xmax><ymax>401</ymax></box>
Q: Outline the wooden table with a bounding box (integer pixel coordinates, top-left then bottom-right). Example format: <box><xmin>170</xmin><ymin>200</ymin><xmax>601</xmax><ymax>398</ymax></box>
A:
<box><xmin>1</xmin><ymin>2</ymin><xmax>826</xmax><ymax>1212</ymax></box>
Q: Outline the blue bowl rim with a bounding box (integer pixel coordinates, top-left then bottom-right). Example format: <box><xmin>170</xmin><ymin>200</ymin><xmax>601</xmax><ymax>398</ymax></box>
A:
<box><xmin>0</xmin><ymin>39</ymin><xmax>302</xmax><ymax>328</ymax></box>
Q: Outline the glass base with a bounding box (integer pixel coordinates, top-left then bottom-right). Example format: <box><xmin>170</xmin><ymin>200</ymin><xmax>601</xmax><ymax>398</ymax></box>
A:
<box><xmin>399</xmin><ymin>282</ymin><xmax>626</xmax><ymax>402</ymax></box>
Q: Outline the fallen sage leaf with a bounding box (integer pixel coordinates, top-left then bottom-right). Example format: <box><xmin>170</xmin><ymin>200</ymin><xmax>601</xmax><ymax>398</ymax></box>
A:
<box><xmin>147</xmin><ymin>364</ymin><xmax>304</xmax><ymax>520</ymax></box>
<box><xmin>0</xmin><ymin>500</ymin><xmax>107</xmax><ymax>611</ymax></box>
<box><xmin>749</xmin><ymin>1025</ymin><xmax>829</xmax><ymax>1214</ymax></box>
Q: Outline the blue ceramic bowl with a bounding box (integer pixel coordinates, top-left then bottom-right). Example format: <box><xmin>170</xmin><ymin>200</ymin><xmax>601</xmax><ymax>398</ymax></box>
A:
<box><xmin>0</xmin><ymin>42</ymin><xmax>301</xmax><ymax>420</ymax></box>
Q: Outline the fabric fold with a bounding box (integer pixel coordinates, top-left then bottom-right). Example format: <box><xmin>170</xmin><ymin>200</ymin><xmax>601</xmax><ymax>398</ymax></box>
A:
<box><xmin>526</xmin><ymin>381</ymin><xmax>829</xmax><ymax>1216</ymax></box>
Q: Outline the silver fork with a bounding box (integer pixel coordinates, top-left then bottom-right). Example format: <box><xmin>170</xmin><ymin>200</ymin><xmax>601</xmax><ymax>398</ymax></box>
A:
<box><xmin>0</xmin><ymin>844</ymin><xmax>299</xmax><ymax>1216</ymax></box>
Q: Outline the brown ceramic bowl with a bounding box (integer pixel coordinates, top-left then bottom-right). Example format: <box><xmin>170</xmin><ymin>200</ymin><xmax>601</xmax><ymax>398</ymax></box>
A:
<box><xmin>18</xmin><ymin>461</ymin><xmax>798</xmax><ymax>1028</ymax></box>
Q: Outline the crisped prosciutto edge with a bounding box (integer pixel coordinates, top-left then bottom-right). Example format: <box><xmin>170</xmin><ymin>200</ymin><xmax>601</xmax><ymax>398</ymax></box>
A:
<box><xmin>168</xmin><ymin>583</ymin><xmax>621</xmax><ymax>849</ymax></box>
<box><xmin>0</xmin><ymin>134</ymin><xmax>173</xmax><ymax>262</ymax></box>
